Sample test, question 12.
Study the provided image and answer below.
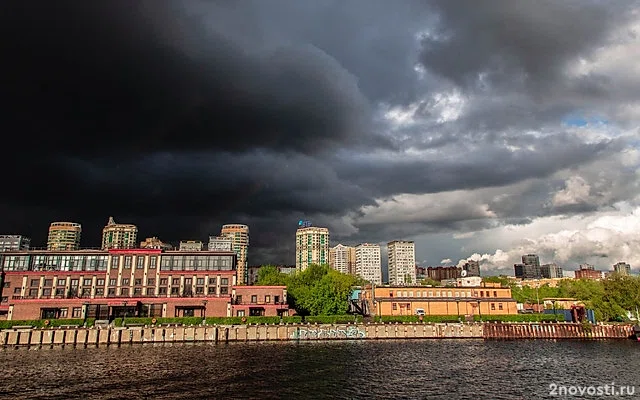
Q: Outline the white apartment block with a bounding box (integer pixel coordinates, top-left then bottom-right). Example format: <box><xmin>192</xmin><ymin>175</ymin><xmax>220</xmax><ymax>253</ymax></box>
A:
<box><xmin>329</xmin><ymin>244</ymin><xmax>355</xmax><ymax>275</ymax></box>
<box><xmin>296</xmin><ymin>227</ymin><xmax>330</xmax><ymax>271</ymax></box>
<box><xmin>355</xmin><ymin>243</ymin><xmax>382</xmax><ymax>284</ymax></box>
<box><xmin>388</xmin><ymin>240</ymin><xmax>416</xmax><ymax>285</ymax></box>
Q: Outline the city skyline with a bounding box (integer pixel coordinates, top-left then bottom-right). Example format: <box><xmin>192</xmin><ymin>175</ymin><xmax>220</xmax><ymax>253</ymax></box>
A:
<box><xmin>1</xmin><ymin>2</ymin><xmax>640</xmax><ymax>277</ymax></box>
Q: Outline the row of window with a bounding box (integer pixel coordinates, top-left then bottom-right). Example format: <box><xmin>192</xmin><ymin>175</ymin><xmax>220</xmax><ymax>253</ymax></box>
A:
<box><xmin>391</xmin><ymin>302</ymin><xmax>505</xmax><ymax>311</ymax></box>
<box><xmin>15</xmin><ymin>285</ymin><xmax>230</xmax><ymax>298</ymax></box>
<box><xmin>1</xmin><ymin>254</ymin><xmax>234</xmax><ymax>271</ymax></box>
<box><xmin>6</xmin><ymin>276</ymin><xmax>230</xmax><ymax>289</ymax></box>
<box><xmin>389</xmin><ymin>290</ymin><xmax>503</xmax><ymax>298</ymax></box>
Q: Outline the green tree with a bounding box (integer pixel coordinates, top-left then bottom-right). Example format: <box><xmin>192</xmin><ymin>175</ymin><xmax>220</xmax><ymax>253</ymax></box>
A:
<box><xmin>256</xmin><ymin>265</ymin><xmax>290</xmax><ymax>286</ymax></box>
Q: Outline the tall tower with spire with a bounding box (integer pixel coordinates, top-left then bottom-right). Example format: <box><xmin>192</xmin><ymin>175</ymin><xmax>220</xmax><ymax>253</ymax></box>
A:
<box><xmin>101</xmin><ymin>216</ymin><xmax>138</xmax><ymax>250</ymax></box>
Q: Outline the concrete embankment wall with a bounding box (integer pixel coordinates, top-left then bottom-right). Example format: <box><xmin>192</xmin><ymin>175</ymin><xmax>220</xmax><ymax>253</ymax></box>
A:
<box><xmin>0</xmin><ymin>323</ymin><xmax>632</xmax><ymax>347</ymax></box>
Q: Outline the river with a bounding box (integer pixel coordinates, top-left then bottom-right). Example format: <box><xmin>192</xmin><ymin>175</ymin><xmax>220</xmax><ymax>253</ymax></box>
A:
<box><xmin>0</xmin><ymin>340</ymin><xmax>637</xmax><ymax>399</ymax></box>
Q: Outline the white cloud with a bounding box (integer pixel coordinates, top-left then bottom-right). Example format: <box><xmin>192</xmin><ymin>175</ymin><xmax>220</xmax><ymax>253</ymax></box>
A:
<box><xmin>552</xmin><ymin>176</ymin><xmax>591</xmax><ymax>207</ymax></box>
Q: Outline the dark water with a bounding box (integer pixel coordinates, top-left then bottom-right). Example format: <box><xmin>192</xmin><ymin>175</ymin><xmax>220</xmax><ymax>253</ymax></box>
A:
<box><xmin>0</xmin><ymin>340</ymin><xmax>638</xmax><ymax>399</ymax></box>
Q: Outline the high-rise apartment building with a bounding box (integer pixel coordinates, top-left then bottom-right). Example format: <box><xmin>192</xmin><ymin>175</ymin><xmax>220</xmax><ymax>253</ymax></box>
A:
<box><xmin>0</xmin><ymin>235</ymin><xmax>31</xmax><ymax>252</ymax></box>
<box><xmin>140</xmin><ymin>237</ymin><xmax>173</xmax><ymax>250</ymax></box>
<box><xmin>540</xmin><ymin>263</ymin><xmax>563</xmax><ymax>279</ymax></box>
<box><xmin>295</xmin><ymin>226</ymin><xmax>329</xmax><ymax>272</ymax></box>
<box><xmin>462</xmin><ymin>260</ymin><xmax>480</xmax><ymax>277</ymax></box>
<box><xmin>101</xmin><ymin>217</ymin><xmax>138</xmax><ymax>250</ymax></box>
<box><xmin>575</xmin><ymin>264</ymin><xmax>602</xmax><ymax>280</ymax></box>
<box><xmin>522</xmin><ymin>254</ymin><xmax>540</xmax><ymax>268</ymax></box>
<box><xmin>47</xmin><ymin>222</ymin><xmax>82</xmax><ymax>251</ymax></box>
<box><xmin>179</xmin><ymin>240</ymin><xmax>203</xmax><ymax>251</ymax></box>
<box><xmin>329</xmin><ymin>244</ymin><xmax>355</xmax><ymax>275</ymax></box>
<box><xmin>613</xmin><ymin>262</ymin><xmax>631</xmax><ymax>276</ymax></box>
<box><xmin>221</xmin><ymin>224</ymin><xmax>250</xmax><ymax>284</ymax></box>
<box><xmin>515</xmin><ymin>254</ymin><xmax>542</xmax><ymax>280</ymax></box>
<box><xmin>355</xmin><ymin>243</ymin><xmax>382</xmax><ymax>284</ymax></box>
<box><xmin>208</xmin><ymin>235</ymin><xmax>233</xmax><ymax>252</ymax></box>
<box><xmin>387</xmin><ymin>240</ymin><xmax>416</xmax><ymax>285</ymax></box>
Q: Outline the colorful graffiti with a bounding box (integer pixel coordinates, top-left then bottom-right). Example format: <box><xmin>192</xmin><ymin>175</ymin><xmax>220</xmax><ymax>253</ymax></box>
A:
<box><xmin>290</xmin><ymin>326</ymin><xmax>366</xmax><ymax>339</ymax></box>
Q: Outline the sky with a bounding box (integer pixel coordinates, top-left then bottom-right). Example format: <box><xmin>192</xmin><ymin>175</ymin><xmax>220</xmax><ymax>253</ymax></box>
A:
<box><xmin>1</xmin><ymin>1</ymin><xmax>639</xmax><ymax>276</ymax></box>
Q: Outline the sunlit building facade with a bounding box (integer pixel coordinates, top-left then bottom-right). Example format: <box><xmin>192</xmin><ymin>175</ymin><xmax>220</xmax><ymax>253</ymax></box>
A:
<box><xmin>295</xmin><ymin>226</ymin><xmax>329</xmax><ymax>272</ymax></box>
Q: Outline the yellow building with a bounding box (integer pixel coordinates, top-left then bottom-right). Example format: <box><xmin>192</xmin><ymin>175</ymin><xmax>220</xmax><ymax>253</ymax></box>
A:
<box><xmin>362</xmin><ymin>284</ymin><xmax>518</xmax><ymax>317</ymax></box>
<box><xmin>47</xmin><ymin>222</ymin><xmax>82</xmax><ymax>250</ymax></box>
<box><xmin>101</xmin><ymin>217</ymin><xmax>138</xmax><ymax>250</ymax></box>
<box><xmin>221</xmin><ymin>224</ymin><xmax>249</xmax><ymax>285</ymax></box>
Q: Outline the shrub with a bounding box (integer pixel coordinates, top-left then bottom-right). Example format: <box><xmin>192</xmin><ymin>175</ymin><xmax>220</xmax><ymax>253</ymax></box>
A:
<box><xmin>304</xmin><ymin>315</ymin><xmax>363</xmax><ymax>324</ymax></box>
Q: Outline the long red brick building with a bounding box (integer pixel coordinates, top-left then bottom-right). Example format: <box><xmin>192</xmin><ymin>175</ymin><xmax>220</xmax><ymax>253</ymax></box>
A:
<box><xmin>0</xmin><ymin>248</ymin><xmax>289</xmax><ymax>321</ymax></box>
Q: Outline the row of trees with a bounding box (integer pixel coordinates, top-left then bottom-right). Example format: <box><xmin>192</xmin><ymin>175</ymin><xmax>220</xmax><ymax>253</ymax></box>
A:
<box><xmin>257</xmin><ymin>264</ymin><xmax>365</xmax><ymax>316</ymax></box>
<box><xmin>484</xmin><ymin>275</ymin><xmax>640</xmax><ymax>322</ymax></box>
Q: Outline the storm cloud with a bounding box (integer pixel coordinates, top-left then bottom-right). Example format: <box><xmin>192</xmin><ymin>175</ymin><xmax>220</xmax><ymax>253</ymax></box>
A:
<box><xmin>1</xmin><ymin>1</ymin><xmax>639</xmax><ymax>272</ymax></box>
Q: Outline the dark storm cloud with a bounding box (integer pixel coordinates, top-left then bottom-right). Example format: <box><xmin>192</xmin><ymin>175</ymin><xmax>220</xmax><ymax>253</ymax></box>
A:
<box><xmin>0</xmin><ymin>1</ymin><xmax>636</xmax><ymax>265</ymax></box>
<box><xmin>420</xmin><ymin>0</ymin><xmax>632</xmax><ymax>93</ymax></box>
<box><xmin>0</xmin><ymin>2</ymin><xmax>390</xmax><ymax>159</ymax></box>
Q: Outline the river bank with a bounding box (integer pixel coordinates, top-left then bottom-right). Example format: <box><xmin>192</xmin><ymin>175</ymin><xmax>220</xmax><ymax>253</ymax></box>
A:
<box><xmin>0</xmin><ymin>322</ymin><xmax>633</xmax><ymax>347</ymax></box>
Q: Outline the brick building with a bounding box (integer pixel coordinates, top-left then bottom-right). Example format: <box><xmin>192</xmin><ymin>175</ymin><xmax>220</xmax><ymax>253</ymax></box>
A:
<box><xmin>0</xmin><ymin>248</ymin><xmax>289</xmax><ymax>321</ymax></box>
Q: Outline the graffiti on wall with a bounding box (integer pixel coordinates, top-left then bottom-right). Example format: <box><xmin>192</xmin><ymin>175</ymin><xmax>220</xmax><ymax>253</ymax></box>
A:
<box><xmin>290</xmin><ymin>326</ymin><xmax>366</xmax><ymax>339</ymax></box>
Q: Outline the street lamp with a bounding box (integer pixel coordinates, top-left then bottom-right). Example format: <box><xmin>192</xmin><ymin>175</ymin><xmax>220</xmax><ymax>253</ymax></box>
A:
<box><xmin>202</xmin><ymin>300</ymin><xmax>208</xmax><ymax>325</ymax></box>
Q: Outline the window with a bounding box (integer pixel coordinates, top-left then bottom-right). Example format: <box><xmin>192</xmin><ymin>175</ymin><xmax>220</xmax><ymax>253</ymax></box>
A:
<box><xmin>13</xmin><ymin>287</ymin><xmax>21</xmax><ymax>294</ymax></box>
<box><xmin>197</xmin><ymin>278</ymin><xmax>204</xmax><ymax>285</ymax></box>
<box><xmin>422</xmin><ymin>291</ymin><xmax>427</xmax><ymax>297</ymax></box>
<box><xmin>1</xmin><ymin>296</ymin><xmax>7</xmax><ymax>303</ymax></box>
<box><xmin>57</xmin><ymin>279</ymin><xmax>66</xmax><ymax>286</ymax></box>
<box><xmin>109</xmin><ymin>279</ymin><xmax>116</xmax><ymax>286</ymax></box>
<box><xmin>493</xmin><ymin>291</ymin><xmax>498</xmax><ymax>298</ymax></box>
<box><xmin>124</xmin><ymin>256</ymin><xmax>132</xmax><ymax>269</ymax></box>
<box><xmin>428</xmin><ymin>291</ymin><xmax>433</xmax><ymax>297</ymax></box>
<box><xmin>42</xmin><ymin>288</ymin><xmax>51</xmax><ymax>296</ymax></box>
<box><xmin>160</xmin><ymin>278</ymin><xmax>168</xmax><ymax>285</ymax></box>
<box><xmin>30</xmin><ymin>279</ymin><xmax>39</xmax><ymax>287</ymax></box>
<box><xmin>96</xmin><ymin>288</ymin><xmax>104</xmax><ymax>296</ymax></box>
<box><xmin>251</xmin><ymin>295</ymin><xmax>257</xmax><ymax>303</ymax></box>
<box><xmin>44</xmin><ymin>279</ymin><xmax>53</xmax><ymax>287</ymax></box>
<box><xmin>134</xmin><ymin>288</ymin><xmax>142</xmax><ymax>295</ymax></box>
<box><xmin>111</xmin><ymin>255</ymin><xmax>119</xmax><ymax>268</ymax></box>
<box><xmin>220</xmin><ymin>287</ymin><xmax>228</xmax><ymax>295</ymax></box>
<box><xmin>171</xmin><ymin>287</ymin><xmax>179</xmax><ymax>295</ymax></box>
<box><xmin>274</xmin><ymin>295</ymin><xmax>280</xmax><ymax>304</ymax></box>
<box><xmin>447</xmin><ymin>291</ymin><xmax>452</xmax><ymax>297</ymax></box>
<box><xmin>55</xmin><ymin>288</ymin><xmax>64</xmax><ymax>296</ymax></box>
<box><xmin>389</xmin><ymin>291</ymin><xmax>393</xmax><ymax>297</ymax></box>
<box><xmin>72</xmin><ymin>307</ymin><xmax>82</xmax><ymax>318</ymax></box>
<box><xmin>185</xmin><ymin>278</ymin><xmax>192</xmax><ymax>285</ymax></box>
<box><xmin>406</xmin><ymin>303</ymin><xmax>411</xmax><ymax>309</ymax></box>
<box><xmin>196</xmin><ymin>287</ymin><xmax>204</xmax><ymax>294</ymax></box>
<box><xmin>137</xmin><ymin>256</ymin><xmax>145</xmax><ymax>269</ymax></box>
<box><xmin>121</xmin><ymin>288</ymin><xmax>129</xmax><ymax>296</ymax></box>
<box><xmin>455</xmin><ymin>292</ymin><xmax>459</xmax><ymax>297</ymax></box>
<box><xmin>71</xmin><ymin>279</ymin><xmax>79</xmax><ymax>287</ymax></box>
<box><xmin>208</xmin><ymin>287</ymin><xmax>216</xmax><ymax>294</ymax></box>
<box><xmin>480</xmin><ymin>291</ymin><xmax>484</xmax><ymax>297</ymax></box>
<box><xmin>237</xmin><ymin>310</ymin><xmax>245</xmax><ymax>317</ymax></box>
<box><xmin>209</xmin><ymin>277</ymin><xmax>217</xmax><ymax>285</ymax></box>
<box><xmin>491</xmin><ymin>303</ymin><xmax>496</xmax><ymax>310</ymax></box>
<box><xmin>83</xmin><ymin>279</ymin><xmax>92</xmax><ymax>286</ymax></box>
<box><xmin>108</xmin><ymin>288</ymin><xmax>116</xmax><ymax>296</ymax></box>
<box><xmin>159</xmin><ymin>287</ymin><xmax>167</xmax><ymax>294</ymax></box>
<box><xmin>96</xmin><ymin>279</ymin><xmax>105</xmax><ymax>286</ymax></box>
<box><xmin>408</xmin><ymin>291</ymin><xmax>413</xmax><ymax>297</ymax></box>
<box><xmin>392</xmin><ymin>303</ymin><xmax>397</xmax><ymax>310</ymax></box>
<box><xmin>29</xmin><ymin>289</ymin><xmax>38</xmax><ymax>297</ymax></box>
<box><xmin>134</xmin><ymin>279</ymin><xmax>142</xmax><ymax>286</ymax></box>
<box><xmin>122</xmin><ymin>278</ymin><xmax>130</xmax><ymax>285</ymax></box>
<box><xmin>146</xmin><ymin>288</ymin><xmax>154</xmax><ymax>295</ymax></box>
<box><xmin>59</xmin><ymin>308</ymin><xmax>68</xmax><ymax>318</ymax></box>
<box><xmin>2</xmin><ymin>282</ymin><xmax>9</xmax><ymax>288</ymax></box>
<box><xmin>172</xmin><ymin>278</ymin><xmax>180</xmax><ymax>285</ymax></box>
<box><xmin>147</xmin><ymin>278</ymin><xmax>155</xmax><ymax>285</ymax></box>
<box><xmin>149</xmin><ymin>256</ymin><xmax>157</xmax><ymax>269</ymax></box>
<box><xmin>221</xmin><ymin>278</ymin><xmax>228</xmax><ymax>285</ymax></box>
<box><xmin>498</xmin><ymin>303</ymin><xmax>503</xmax><ymax>310</ymax></box>
<box><xmin>265</xmin><ymin>295</ymin><xmax>271</xmax><ymax>303</ymax></box>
